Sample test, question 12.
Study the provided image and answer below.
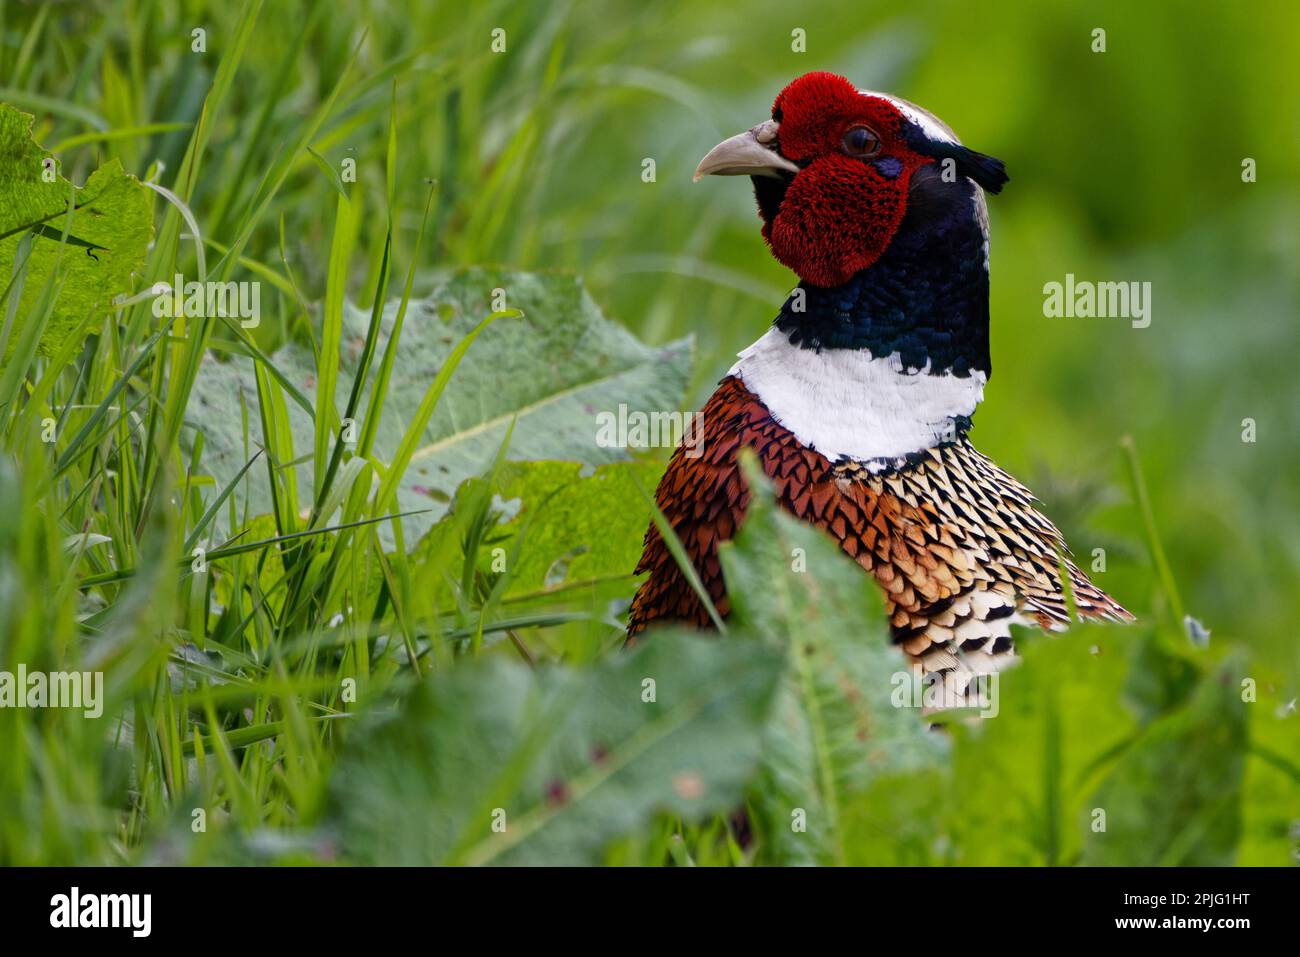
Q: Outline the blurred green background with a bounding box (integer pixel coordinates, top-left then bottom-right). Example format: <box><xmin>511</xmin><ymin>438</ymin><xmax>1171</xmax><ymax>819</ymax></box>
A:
<box><xmin>1</xmin><ymin>0</ymin><xmax>1297</xmax><ymax>865</ymax></box>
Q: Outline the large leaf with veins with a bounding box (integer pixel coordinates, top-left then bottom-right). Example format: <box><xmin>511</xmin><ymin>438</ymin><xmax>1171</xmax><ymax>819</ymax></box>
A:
<box><xmin>187</xmin><ymin>267</ymin><xmax>692</xmax><ymax>545</ymax></box>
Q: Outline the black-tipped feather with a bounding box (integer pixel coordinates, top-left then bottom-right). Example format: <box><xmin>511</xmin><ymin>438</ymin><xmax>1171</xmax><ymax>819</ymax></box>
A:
<box><xmin>952</xmin><ymin>147</ymin><xmax>1008</xmax><ymax>194</ymax></box>
<box><xmin>903</xmin><ymin>123</ymin><xmax>1010</xmax><ymax>195</ymax></box>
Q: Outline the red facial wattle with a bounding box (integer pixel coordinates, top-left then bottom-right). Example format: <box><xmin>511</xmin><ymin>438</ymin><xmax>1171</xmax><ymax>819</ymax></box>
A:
<box><xmin>764</xmin><ymin>149</ymin><xmax>929</xmax><ymax>288</ymax></box>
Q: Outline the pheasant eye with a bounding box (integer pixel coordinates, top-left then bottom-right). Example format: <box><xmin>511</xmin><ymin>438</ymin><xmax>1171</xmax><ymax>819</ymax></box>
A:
<box><xmin>842</xmin><ymin>125</ymin><xmax>880</xmax><ymax>157</ymax></box>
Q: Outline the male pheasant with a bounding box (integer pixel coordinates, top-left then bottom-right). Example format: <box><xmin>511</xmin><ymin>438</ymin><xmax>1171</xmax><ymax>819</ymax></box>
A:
<box><xmin>627</xmin><ymin>72</ymin><xmax>1132</xmax><ymax>702</ymax></box>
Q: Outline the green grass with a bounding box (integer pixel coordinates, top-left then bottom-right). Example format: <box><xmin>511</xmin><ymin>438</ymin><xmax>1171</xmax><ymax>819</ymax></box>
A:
<box><xmin>0</xmin><ymin>0</ymin><xmax>1297</xmax><ymax>865</ymax></box>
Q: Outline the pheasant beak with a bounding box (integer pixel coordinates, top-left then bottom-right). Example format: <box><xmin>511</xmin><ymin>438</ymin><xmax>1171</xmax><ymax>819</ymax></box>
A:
<box><xmin>693</xmin><ymin>120</ymin><xmax>800</xmax><ymax>182</ymax></box>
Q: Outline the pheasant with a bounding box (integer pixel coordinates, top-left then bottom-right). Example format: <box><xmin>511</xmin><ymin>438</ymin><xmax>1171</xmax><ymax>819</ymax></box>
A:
<box><xmin>627</xmin><ymin>72</ymin><xmax>1132</xmax><ymax>701</ymax></box>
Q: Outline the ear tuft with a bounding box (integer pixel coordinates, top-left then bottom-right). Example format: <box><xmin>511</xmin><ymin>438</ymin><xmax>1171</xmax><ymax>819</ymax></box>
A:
<box><xmin>955</xmin><ymin>147</ymin><xmax>1009</xmax><ymax>194</ymax></box>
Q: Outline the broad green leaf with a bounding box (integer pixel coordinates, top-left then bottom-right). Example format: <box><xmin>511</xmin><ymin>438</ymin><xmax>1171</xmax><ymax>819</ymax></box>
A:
<box><xmin>719</xmin><ymin>453</ymin><xmax>946</xmax><ymax>866</ymax></box>
<box><xmin>330</xmin><ymin>630</ymin><xmax>784</xmax><ymax>865</ymax></box>
<box><xmin>1239</xmin><ymin>688</ymin><xmax>1300</xmax><ymax>865</ymax></box>
<box><xmin>1084</xmin><ymin>658</ymin><xmax>1248</xmax><ymax>865</ymax></box>
<box><xmin>453</xmin><ymin>459</ymin><xmax>663</xmax><ymax>598</ymax></box>
<box><xmin>188</xmin><ymin>268</ymin><xmax>692</xmax><ymax>544</ymax></box>
<box><xmin>1122</xmin><ymin>629</ymin><xmax>1200</xmax><ymax>723</ymax></box>
<box><xmin>0</xmin><ymin>104</ymin><xmax>153</xmax><ymax>366</ymax></box>
<box><xmin>840</xmin><ymin>624</ymin><xmax>1141</xmax><ymax>865</ymax></box>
